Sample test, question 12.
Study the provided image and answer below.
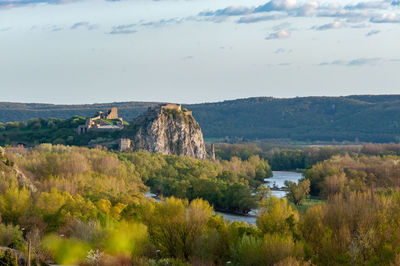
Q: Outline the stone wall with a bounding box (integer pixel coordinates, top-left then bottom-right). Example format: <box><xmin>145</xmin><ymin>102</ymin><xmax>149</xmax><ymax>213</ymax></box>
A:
<box><xmin>119</xmin><ymin>138</ymin><xmax>132</xmax><ymax>151</ymax></box>
<box><xmin>105</xmin><ymin>107</ymin><xmax>119</xmax><ymax>119</ymax></box>
<box><xmin>161</xmin><ymin>104</ymin><xmax>182</xmax><ymax>111</ymax></box>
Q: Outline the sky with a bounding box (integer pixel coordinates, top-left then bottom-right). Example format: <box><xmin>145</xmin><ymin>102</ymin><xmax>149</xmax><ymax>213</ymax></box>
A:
<box><xmin>0</xmin><ymin>0</ymin><xmax>399</xmax><ymax>104</ymax></box>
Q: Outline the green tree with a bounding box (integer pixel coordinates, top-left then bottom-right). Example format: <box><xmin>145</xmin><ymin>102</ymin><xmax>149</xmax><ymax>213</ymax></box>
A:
<box><xmin>285</xmin><ymin>179</ymin><xmax>310</xmax><ymax>206</ymax></box>
<box><xmin>148</xmin><ymin>197</ymin><xmax>213</xmax><ymax>260</ymax></box>
<box><xmin>0</xmin><ymin>186</ymin><xmax>31</xmax><ymax>224</ymax></box>
<box><xmin>257</xmin><ymin>196</ymin><xmax>299</xmax><ymax>236</ymax></box>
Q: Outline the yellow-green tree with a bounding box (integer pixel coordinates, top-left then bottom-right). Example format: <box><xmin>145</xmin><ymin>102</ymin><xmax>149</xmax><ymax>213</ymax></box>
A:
<box><xmin>257</xmin><ymin>196</ymin><xmax>299</xmax><ymax>236</ymax></box>
<box><xmin>0</xmin><ymin>186</ymin><xmax>31</xmax><ymax>224</ymax></box>
<box><xmin>148</xmin><ymin>197</ymin><xmax>213</xmax><ymax>260</ymax></box>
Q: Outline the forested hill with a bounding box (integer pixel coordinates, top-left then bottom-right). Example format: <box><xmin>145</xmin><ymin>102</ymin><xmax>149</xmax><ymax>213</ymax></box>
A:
<box><xmin>1</xmin><ymin>95</ymin><xmax>400</xmax><ymax>142</ymax></box>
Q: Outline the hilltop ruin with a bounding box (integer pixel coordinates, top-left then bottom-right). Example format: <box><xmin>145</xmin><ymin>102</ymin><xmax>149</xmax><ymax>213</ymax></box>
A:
<box><xmin>76</xmin><ymin>107</ymin><xmax>125</xmax><ymax>134</ymax></box>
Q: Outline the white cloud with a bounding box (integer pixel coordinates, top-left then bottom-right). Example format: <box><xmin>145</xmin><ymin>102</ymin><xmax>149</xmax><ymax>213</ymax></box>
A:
<box><xmin>313</xmin><ymin>21</ymin><xmax>344</xmax><ymax>30</ymax></box>
<box><xmin>255</xmin><ymin>0</ymin><xmax>297</xmax><ymax>12</ymax></box>
<box><xmin>370</xmin><ymin>13</ymin><xmax>400</xmax><ymax>23</ymax></box>
<box><xmin>265</xmin><ymin>29</ymin><xmax>291</xmax><ymax>40</ymax></box>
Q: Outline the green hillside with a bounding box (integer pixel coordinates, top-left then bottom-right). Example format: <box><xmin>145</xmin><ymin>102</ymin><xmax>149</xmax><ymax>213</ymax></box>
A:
<box><xmin>0</xmin><ymin>95</ymin><xmax>399</xmax><ymax>143</ymax></box>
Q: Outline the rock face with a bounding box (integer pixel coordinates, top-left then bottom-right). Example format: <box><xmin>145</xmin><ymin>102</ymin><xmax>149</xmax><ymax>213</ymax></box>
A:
<box><xmin>125</xmin><ymin>104</ymin><xmax>207</xmax><ymax>159</ymax></box>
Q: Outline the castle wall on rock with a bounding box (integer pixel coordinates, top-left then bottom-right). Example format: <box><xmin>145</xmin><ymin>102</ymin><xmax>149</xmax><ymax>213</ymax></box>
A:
<box><xmin>161</xmin><ymin>104</ymin><xmax>182</xmax><ymax>111</ymax></box>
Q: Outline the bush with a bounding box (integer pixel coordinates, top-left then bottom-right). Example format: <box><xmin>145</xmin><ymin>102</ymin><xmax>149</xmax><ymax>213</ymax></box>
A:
<box><xmin>0</xmin><ymin>249</ymin><xmax>18</xmax><ymax>266</ymax></box>
<box><xmin>0</xmin><ymin>224</ymin><xmax>24</xmax><ymax>250</ymax></box>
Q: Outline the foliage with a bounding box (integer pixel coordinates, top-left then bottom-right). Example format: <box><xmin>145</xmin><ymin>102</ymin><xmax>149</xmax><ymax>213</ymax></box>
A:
<box><xmin>0</xmin><ymin>224</ymin><xmax>24</xmax><ymax>250</ymax></box>
<box><xmin>0</xmin><ymin>249</ymin><xmax>17</xmax><ymax>266</ymax></box>
<box><xmin>304</xmin><ymin>154</ymin><xmax>400</xmax><ymax>197</ymax></box>
<box><xmin>0</xmin><ymin>186</ymin><xmax>31</xmax><ymax>224</ymax></box>
<box><xmin>2</xmin><ymin>144</ymin><xmax>400</xmax><ymax>265</ymax></box>
<box><xmin>121</xmin><ymin>152</ymin><xmax>270</xmax><ymax>213</ymax></box>
<box><xmin>42</xmin><ymin>234</ymin><xmax>91</xmax><ymax>265</ymax></box>
<box><xmin>148</xmin><ymin>197</ymin><xmax>213</xmax><ymax>260</ymax></box>
<box><xmin>257</xmin><ymin>196</ymin><xmax>299</xmax><ymax>236</ymax></box>
<box><xmin>285</xmin><ymin>179</ymin><xmax>310</xmax><ymax>206</ymax></box>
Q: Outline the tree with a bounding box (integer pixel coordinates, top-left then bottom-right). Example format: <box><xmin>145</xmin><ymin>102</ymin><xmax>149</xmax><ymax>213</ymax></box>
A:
<box><xmin>257</xmin><ymin>196</ymin><xmax>299</xmax><ymax>236</ymax></box>
<box><xmin>0</xmin><ymin>186</ymin><xmax>31</xmax><ymax>224</ymax></box>
<box><xmin>285</xmin><ymin>179</ymin><xmax>310</xmax><ymax>206</ymax></box>
<box><xmin>148</xmin><ymin>197</ymin><xmax>213</xmax><ymax>260</ymax></box>
<box><xmin>0</xmin><ymin>224</ymin><xmax>24</xmax><ymax>250</ymax></box>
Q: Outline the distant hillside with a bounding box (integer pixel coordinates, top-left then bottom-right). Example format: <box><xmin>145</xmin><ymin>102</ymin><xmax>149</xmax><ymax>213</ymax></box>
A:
<box><xmin>1</xmin><ymin>95</ymin><xmax>400</xmax><ymax>143</ymax></box>
<box><xmin>0</xmin><ymin>102</ymin><xmax>161</xmax><ymax>122</ymax></box>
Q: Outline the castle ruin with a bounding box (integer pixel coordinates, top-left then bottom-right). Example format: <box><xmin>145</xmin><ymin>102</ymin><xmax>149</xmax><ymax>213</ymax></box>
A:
<box><xmin>76</xmin><ymin>107</ymin><xmax>124</xmax><ymax>135</ymax></box>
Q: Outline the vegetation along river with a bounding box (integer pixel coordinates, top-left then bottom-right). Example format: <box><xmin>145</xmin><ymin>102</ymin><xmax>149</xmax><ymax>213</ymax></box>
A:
<box><xmin>217</xmin><ymin>171</ymin><xmax>303</xmax><ymax>224</ymax></box>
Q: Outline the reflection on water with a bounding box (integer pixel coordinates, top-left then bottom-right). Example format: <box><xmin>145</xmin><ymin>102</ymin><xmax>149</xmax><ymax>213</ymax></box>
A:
<box><xmin>216</xmin><ymin>211</ymin><xmax>257</xmax><ymax>224</ymax></box>
<box><xmin>265</xmin><ymin>171</ymin><xmax>304</xmax><ymax>189</ymax></box>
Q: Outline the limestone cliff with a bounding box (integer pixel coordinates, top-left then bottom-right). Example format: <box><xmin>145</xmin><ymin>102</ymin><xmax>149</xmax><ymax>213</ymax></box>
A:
<box><xmin>125</xmin><ymin>104</ymin><xmax>207</xmax><ymax>159</ymax></box>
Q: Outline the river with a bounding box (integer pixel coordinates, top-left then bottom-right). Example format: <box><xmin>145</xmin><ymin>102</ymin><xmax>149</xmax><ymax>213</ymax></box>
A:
<box><xmin>216</xmin><ymin>171</ymin><xmax>303</xmax><ymax>224</ymax></box>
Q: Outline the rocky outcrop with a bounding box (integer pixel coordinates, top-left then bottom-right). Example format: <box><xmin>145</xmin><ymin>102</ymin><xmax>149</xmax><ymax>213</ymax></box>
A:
<box><xmin>125</xmin><ymin>104</ymin><xmax>207</xmax><ymax>159</ymax></box>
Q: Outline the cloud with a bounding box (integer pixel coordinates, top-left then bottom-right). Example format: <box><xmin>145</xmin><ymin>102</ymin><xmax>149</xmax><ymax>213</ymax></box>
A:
<box><xmin>366</xmin><ymin>29</ymin><xmax>381</xmax><ymax>36</ymax></box>
<box><xmin>30</xmin><ymin>24</ymin><xmax>65</xmax><ymax>32</ymax></box>
<box><xmin>265</xmin><ymin>29</ymin><xmax>291</xmax><ymax>40</ymax></box>
<box><xmin>199</xmin><ymin>6</ymin><xmax>253</xmax><ymax>17</ymax></box>
<box><xmin>370</xmin><ymin>13</ymin><xmax>400</xmax><ymax>23</ymax></box>
<box><xmin>344</xmin><ymin>1</ymin><xmax>390</xmax><ymax>10</ymax></box>
<box><xmin>0</xmin><ymin>0</ymin><xmax>76</xmax><ymax>8</ymax></box>
<box><xmin>139</xmin><ymin>18</ymin><xmax>183</xmax><ymax>27</ymax></box>
<box><xmin>237</xmin><ymin>14</ymin><xmax>284</xmax><ymax>23</ymax></box>
<box><xmin>319</xmin><ymin>57</ymin><xmax>383</xmax><ymax>66</ymax></box>
<box><xmin>316</xmin><ymin>9</ymin><xmax>372</xmax><ymax>23</ymax></box>
<box><xmin>294</xmin><ymin>1</ymin><xmax>319</xmax><ymax>16</ymax></box>
<box><xmin>109</xmin><ymin>24</ymin><xmax>136</xmax><ymax>34</ymax></box>
<box><xmin>195</xmin><ymin>0</ymin><xmax>400</xmax><ymax>28</ymax></box>
<box><xmin>71</xmin><ymin>22</ymin><xmax>98</xmax><ymax>30</ymax></box>
<box><xmin>254</xmin><ymin>0</ymin><xmax>297</xmax><ymax>13</ymax></box>
<box><xmin>313</xmin><ymin>21</ymin><xmax>344</xmax><ymax>30</ymax></box>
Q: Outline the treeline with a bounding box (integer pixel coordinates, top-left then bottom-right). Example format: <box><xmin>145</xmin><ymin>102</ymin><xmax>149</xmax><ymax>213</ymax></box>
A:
<box><xmin>215</xmin><ymin>142</ymin><xmax>400</xmax><ymax>171</ymax></box>
<box><xmin>0</xmin><ymin>117</ymin><xmax>123</xmax><ymax>147</ymax></box>
<box><xmin>214</xmin><ymin>142</ymin><xmax>361</xmax><ymax>171</ymax></box>
<box><xmin>304</xmin><ymin>154</ymin><xmax>400</xmax><ymax>198</ymax></box>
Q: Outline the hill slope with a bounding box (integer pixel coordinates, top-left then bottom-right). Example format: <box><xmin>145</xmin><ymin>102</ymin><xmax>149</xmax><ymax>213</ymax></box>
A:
<box><xmin>1</xmin><ymin>95</ymin><xmax>399</xmax><ymax>143</ymax></box>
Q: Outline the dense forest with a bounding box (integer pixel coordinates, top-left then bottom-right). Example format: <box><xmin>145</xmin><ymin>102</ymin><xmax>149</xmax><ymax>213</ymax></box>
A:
<box><xmin>1</xmin><ymin>95</ymin><xmax>400</xmax><ymax>142</ymax></box>
<box><xmin>2</xmin><ymin>144</ymin><xmax>400</xmax><ymax>265</ymax></box>
<box><xmin>0</xmin><ymin>117</ymin><xmax>125</xmax><ymax>147</ymax></box>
